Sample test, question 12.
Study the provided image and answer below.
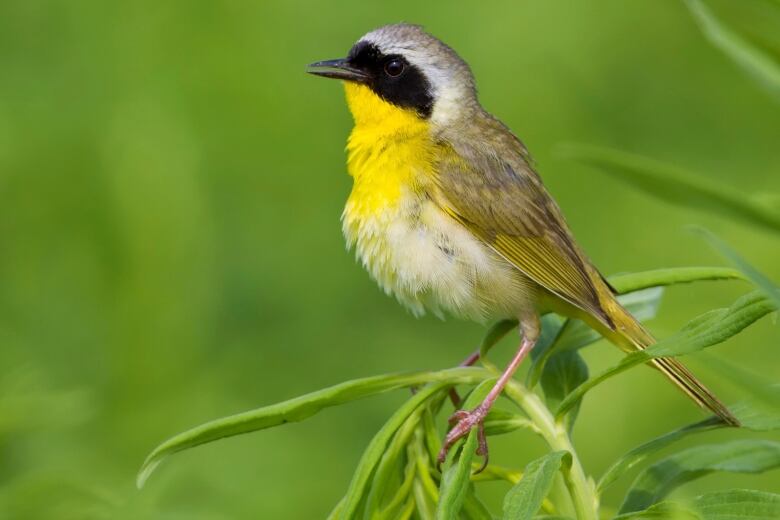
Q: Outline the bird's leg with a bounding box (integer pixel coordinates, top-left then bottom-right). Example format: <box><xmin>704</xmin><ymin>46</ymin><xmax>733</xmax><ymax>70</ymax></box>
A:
<box><xmin>438</xmin><ymin>314</ymin><xmax>540</xmax><ymax>466</ymax></box>
<box><xmin>448</xmin><ymin>348</ymin><xmax>482</xmax><ymax>407</ymax></box>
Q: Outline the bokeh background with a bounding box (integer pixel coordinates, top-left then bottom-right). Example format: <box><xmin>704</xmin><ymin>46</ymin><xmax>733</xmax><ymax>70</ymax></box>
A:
<box><xmin>1</xmin><ymin>0</ymin><xmax>778</xmax><ymax>518</ymax></box>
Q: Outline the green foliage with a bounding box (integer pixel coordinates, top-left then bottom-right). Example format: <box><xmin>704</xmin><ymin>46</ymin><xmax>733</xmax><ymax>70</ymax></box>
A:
<box><xmin>527</xmin><ymin>266</ymin><xmax>745</xmax><ymax>388</ymax></box>
<box><xmin>556</xmin><ymin>289</ymin><xmax>776</xmax><ymax>419</ymax></box>
<box><xmin>615</xmin><ymin>489</ymin><xmax>780</xmax><ymax>519</ymax></box>
<box><xmin>540</xmin><ymin>352</ymin><xmax>588</xmax><ymax>431</ymax></box>
<box><xmin>684</xmin><ymin>0</ymin><xmax>780</xmax><ymax>100</ymax></box>
<box><xmin>695</xmin><ymin>228</ymin><xmax>780</xmax><ymax>309</ymax></box>
<box><xmin>598</xmin><ymin>417</ymin><xmax>723</xmax><ymax>493</ymax></box>
<box><xmin>138</xmin><ymin>367</ymin><xmax>492</xmax><ymax>488</ymax></box>
<box><xmin>437</xmin><ymin>380</ymin><xmax>494</xmax><ymax>519</ymax></box>
<box><xmin>620</xmin><ymin>440</ymin><xmax>780</xmax><ymax>513</ymax></box>
<box><xmin>437</xmin><ymin>429</ymin><xmax>480</xmax><ymax>519</ymax></box>
<box><xmin>2</xmin><ymin>1</ymin><xmax>778</xmax><ymax>518</ymax></box>
<box><xmin>559</xmin><ymin>144</ymin><xmax>780</xmax><ymax>234</ymax></box>
<box><xmin>503</xmin><ymin>451</ymin><xmax>571</xmax><ymax>520</ymax></box>
<box><xmin>140</xmin><ymin>265</ymin><xmax>780</xmax><ymax>518</ymax></box>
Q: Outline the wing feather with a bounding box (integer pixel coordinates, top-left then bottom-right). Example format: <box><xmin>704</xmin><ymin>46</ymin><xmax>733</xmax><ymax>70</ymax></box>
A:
<box><xmin>431</xmin><ymin>128</ymin><xmax>612</xmax><ymax>326</ymax></box>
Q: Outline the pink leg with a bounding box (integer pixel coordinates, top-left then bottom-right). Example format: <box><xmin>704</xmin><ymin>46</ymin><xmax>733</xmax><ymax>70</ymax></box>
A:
<box><xmin>459</xmin><ymin>349</ymin><xmax>481</xmax><ymax>368</ymax></box>
<box><xmin>438</xmin><ymin>315</ymin><xmax>540</xmax><ymax>466</ymax></box>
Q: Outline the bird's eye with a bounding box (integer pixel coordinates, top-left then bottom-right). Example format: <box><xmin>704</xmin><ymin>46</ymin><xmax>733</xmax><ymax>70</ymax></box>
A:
<box><xmin>384</xmin><ymin>59</ymin><xmax>405</xmax><ymax>77</ymax></box>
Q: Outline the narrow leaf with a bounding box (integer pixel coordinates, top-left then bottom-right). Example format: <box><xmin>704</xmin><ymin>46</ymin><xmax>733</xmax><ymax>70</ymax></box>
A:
<box><xmin>559</xmin><ymin>143</ymin><xmax>780</xmax><ymax>233</ymax></box>
<box><xmin>437</xmin><ymin>379</ymin><xmax>494</xmax><ymax>519</ymax></box>
<box><xmin>375</xmin><ymin>457</ymin><xmax>416</xmax><ymax>520</ymax></box>
<box><xmin>692</xmin><ymin>489</ymin><xmax>780</xmax><ymax>519</ymax></box>
<box><xmin>479</xmin><ymin>319</ymin><xmax>518</xmax><ymax>359</ymax></box>
<box><xmin>340</xmin><ymin>383</ymin><xmax>450</xmax><ymax>519</ymax></box>
<box><xmin>138</xmin><ymin>367</ymin><xmax>491</xmax><ymax>488</ymax></box>
<box><xmin>598</xmin><ymin>417</ymin><xmax>724</xmax><ymax>493</ymax></box>
<box><xmin>731</xmin><ymin>398</ymin><xmax>780</xmax><ymax>432</ymax></box>
<box><xmin>556</xmin><ymin>287</ymin><xmax>664</xmax><ymax>353</ymax></box>
<box><xmin>607</xmin><ymin>266</ymin><xmax>745</xmax><ymax>295</ymax></box>
<box><xmin>541</xmin><ymin>351</ymin><xmax>588</xmax><ymax>431</ymax></box>
<box><xmin>529</xmin><ymin>286</ymin><xmax>665</xmax><ymax>388</ymax></box>
<box><xmin>364</xmin><ymin>409</ymin><xmax>422</xmax><ymax>516</ymax></box>
<box><xmin>436</xmin><ymin>429</ymin><xmax>479</xmax><ymax>520</ymax></box>
<box><xmin>695</xmin><ymin>352</ymin><xmax>780</xmax><ymax>426</ymax></box>
<box><xmin>503</xmin><ymin>451</ymin><xmax>571</xmax><ymax>520</ymax></box>
<box><xmin>685</xmin><ymin>0</ymin><xmax>780</xmax><ymax>100</ymax></box>
<box><xmin>530</xmin><ymin>266</ymin><xmax>742</xmax><ymax>388</ymax></box>
<box><xmin>615</xmin><ymin>489</ymin><xmax>780</xmax><ymax>519</ymax></box>
<box><xmin>694</xmin><ymin>227</ymin><xmax>780</xmax><ymax>310</ymax></box>
<box><xmin>483</xmin><ymin>408</ymin><xmax>536</xmax><ymax>436</ymax></box>
<box><xmin>557</xmin><ymin>291</ymin><xmax>775</xmax><ymax>417</ymax></box>
<box><xmin>461</xmin><ymin>487</ymin><xmax>494</xmax><ymax>520</ymax></box>
<box><xmin>527</xmin><ymin>314</ymin><xmax>567</xmax><ymax>388</ymax></box>
<box><xmin>620</xmin><ymin>440</ymin><xmax>780</xmax><ymax>513</ymax></box>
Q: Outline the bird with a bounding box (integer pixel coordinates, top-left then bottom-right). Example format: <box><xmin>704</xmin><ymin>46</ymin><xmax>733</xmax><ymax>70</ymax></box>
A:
<box><xmin>307</xmin><ymin>23</ymin><xmax>739</xmax><ymax>463</ymax></box>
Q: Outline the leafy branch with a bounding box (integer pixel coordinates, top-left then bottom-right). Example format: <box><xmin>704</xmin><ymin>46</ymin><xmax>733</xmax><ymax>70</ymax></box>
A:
<box><xmin>138</xmin><ymin>264</ymin><xmax>780</xmax><ymax>518</ymax></box>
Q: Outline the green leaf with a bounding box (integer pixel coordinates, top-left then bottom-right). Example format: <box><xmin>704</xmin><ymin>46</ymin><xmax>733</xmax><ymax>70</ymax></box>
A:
<box><xmin>694</xmin><ymin>228</ymin><xmax>780</xmax><ymax>310</ymax></box>
<box><xmin>694</xmin><ymin>352</ymin><xmax>780</xmax><ymax>427</ymax></box>
<box><xmin>363</xmin><ymin>409</ymin><xmax>422</xmax><ymax>516</ymax></box>
<box><xmin>691</xmin><ymin>489</ymin><xmax>780</xmax><ymax>519</ymax></box>
<box><xmin>527</xmin><ymin>314</ymin><xmax>567</xmax><ymax>388</ymax></box>
<box><xmin>619</xmin><ymin>440</ymin><xmax>780</xmax><ymax>513</ymax></box>
<box><xmin>541</xmin><ymin>351</ymin><xmax>588</xmax><ymax>431</ymax></box>
<box><xmin>529</xmin><ymin>287</ymin><xmax>664</xmax><ymax>388</ymax></box>
<box><xmin>607</xmin><ymin>266</ymin><xmax>746</xmax><ymax>295</ymax></box>
<box><xmin>731</xmin><ymin>398</ymin><xmax>780</xmax><ymax>432</ymax></box>
<box><xmin>411</xmin><ymin>431</ymin><xmax>440</xmax><ymax>519</ymax></box>
<box><xmin>437</xmin><ymin>379</ymin><xmax>494</xmax><ymax>520</ymax></box>
<box><xmin>556</xmin><ymin>291</ymin><xmax>776</xmax><ymax>418</ymax></box>
<box><xmin>375</xmin><ymin>456</ymin><xmax>416</xmax><ymax>520</ymax></box>
<box><xmin>461</xmin><ymin>486</ymin><xmax>494</xmax><ymax>520</ymax></box>
<box><xmin>470</xmin><ymin>462</ymin><xmax>522</xmax><ymax>484</ymax></box>
<box><xmin>556</xmin><ymin>287</ymin><xmax>664</xmax><ymax>354</ymax></box>
<box><xmin>503</xmin><ymin>451</ymin><xmax>571</xmax><ymax>520</ymax></box>
<box><xmin>529</xmin><ymin>267</ymin><xmax>743</xmax><ymax>388</ymax></box>
<box><xmin>137</xmin><ymin>367</ymin><xmax>491</xmax><ymax>488</ymax></box>
<box><xmin>648</xmin><ymin>291</ymin><xmax>774</xmax><ymax>357</ymax></box>
<box><xmin>597</xmin><ymin>417</ymin><xmax>723</xmax><ymax>493</ymax></box>
<box><xmin>613</xmin><ymin>501</ymin><xmax>699</xmax><ymax>519</ymax></box>
<box><xmin>340</xmin><ymin>383</ymin><xmax>450</xmax><ymax>519</ymax></box>
<box><xmin>615</xmin><ymin>489</ymin><xmax>780</xmax><ymax>519</ymax></box>
<box><xmin>685</xmin><ymin>0</ymin><xmax>780</xmax><ymax>100</ymax></box>
<box><xmin>559</xmin><ymin>143</ymin><xmax>780</xmax><ymax>233</ymax></box>
<box><xmin>414</xmin><ymin>476</ymin><xmax>437</xmax><ymax>520</ymax></box>
<box><xmin>479</xmin><ymin>319</ymin><xmax>519</xmax><ymax>360</ymax></box>
<box><xmin>483</xmin><ymin>408</ymin><xmax>536</xmax><ymax>436</ymax></box>
<box><xmin>436</xmin><ymin>429</ymin><xmax>479</xmax><ymax>520</ymax></box>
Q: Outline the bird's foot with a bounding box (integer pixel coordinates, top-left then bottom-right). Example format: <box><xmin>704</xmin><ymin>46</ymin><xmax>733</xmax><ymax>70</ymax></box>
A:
<box><xmin>437</xmin><ymin>406</ymin><xmax>489</xmax><ymax>471</ymax></box>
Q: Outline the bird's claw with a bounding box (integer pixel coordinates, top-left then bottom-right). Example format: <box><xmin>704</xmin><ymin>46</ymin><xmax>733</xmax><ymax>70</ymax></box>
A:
<box><xmin>437</xmin><ymin>407</ymin><xmax>490</xmax><ymax>473</ymax></box>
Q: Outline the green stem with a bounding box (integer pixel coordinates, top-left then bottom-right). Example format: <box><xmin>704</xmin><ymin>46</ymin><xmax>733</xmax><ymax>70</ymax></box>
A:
<box><xmin>504</xmin><ymin>380</ymin><xmax>598</xmax><ymax>520</ymax></box>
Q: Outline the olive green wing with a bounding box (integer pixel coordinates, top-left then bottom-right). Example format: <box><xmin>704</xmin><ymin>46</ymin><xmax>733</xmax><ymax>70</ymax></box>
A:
<box><xmin>432</xmin><ymin>139</ymin><xmax>613</xmax><ymax>327</ymax></box>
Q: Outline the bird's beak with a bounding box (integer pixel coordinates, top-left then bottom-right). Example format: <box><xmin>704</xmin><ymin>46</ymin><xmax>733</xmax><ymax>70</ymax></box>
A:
<box><xmin>306</xmin><ymin>58</ymin><xmax>369</xmax><ymax>83</ymax></box>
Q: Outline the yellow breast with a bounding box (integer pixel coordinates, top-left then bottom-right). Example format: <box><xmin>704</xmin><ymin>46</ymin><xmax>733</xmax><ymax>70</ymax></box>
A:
<box><xmin>342</xmin><ymin>83</ymin><xmax>434</xmax><ymax>218</ymax></box>
<box><xmin>340</xmin><ymin>83</ymin><xmax>533</xmax><ymax>321</ymax></box>
<box><xmin>340</xmin><ymin>83</ymin><xmax>431</xmax><ymax>313</ymax></box>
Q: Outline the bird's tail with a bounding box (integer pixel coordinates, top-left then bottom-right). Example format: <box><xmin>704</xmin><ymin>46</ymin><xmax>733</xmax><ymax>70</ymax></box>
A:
<box><xmin>600</xmin><ymin>296</ymin><xmax>740</xmax><ymax>427</ymax></box>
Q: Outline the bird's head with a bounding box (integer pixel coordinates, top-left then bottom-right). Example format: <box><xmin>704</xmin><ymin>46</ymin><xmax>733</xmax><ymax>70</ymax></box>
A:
<box><xmin>308</xmin><ymin>24</ymin><xmax>477</xmax><ymax>128</ymax></box>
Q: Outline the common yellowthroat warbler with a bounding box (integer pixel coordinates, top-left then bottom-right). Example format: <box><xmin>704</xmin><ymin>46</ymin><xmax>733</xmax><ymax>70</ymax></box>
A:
<box><xmin>307</xmin><ymin>24</ymin><xmax>739</xmax><ymax>463</ymax></box>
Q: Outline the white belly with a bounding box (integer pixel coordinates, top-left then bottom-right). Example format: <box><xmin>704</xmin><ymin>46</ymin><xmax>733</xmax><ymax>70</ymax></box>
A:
<box><xmin>342</xmin><ymin>188</ymin><xmax>536</xmax><ymax>322</ymax></box>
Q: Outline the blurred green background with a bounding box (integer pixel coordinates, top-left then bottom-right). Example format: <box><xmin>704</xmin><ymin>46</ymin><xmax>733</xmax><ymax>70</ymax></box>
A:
<box><xmin>1</xmin><ymin>0</ymin><xmax>778</xmax><ymax>518</ymax></box>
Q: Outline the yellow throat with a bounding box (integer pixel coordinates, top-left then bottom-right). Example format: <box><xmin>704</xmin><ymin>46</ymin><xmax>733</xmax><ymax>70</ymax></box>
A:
<box><xmin>342</xmin><ymin>83</ymin><xmax>434</xmax><ymax>219</ymax></box>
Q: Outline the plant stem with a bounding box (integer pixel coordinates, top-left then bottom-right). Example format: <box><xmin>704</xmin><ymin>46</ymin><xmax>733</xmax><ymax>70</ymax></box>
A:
<box><xmin>504</xmin><ymin>380</ymin><xmax>598</xmax><ymax>520</ymax></box>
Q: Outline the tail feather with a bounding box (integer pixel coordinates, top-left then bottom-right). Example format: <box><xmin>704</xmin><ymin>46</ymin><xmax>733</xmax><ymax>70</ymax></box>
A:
<box><xmin>601</xmin><ymin>297</ymin><xmax>740</xmax><ymax>427</ymax></box>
